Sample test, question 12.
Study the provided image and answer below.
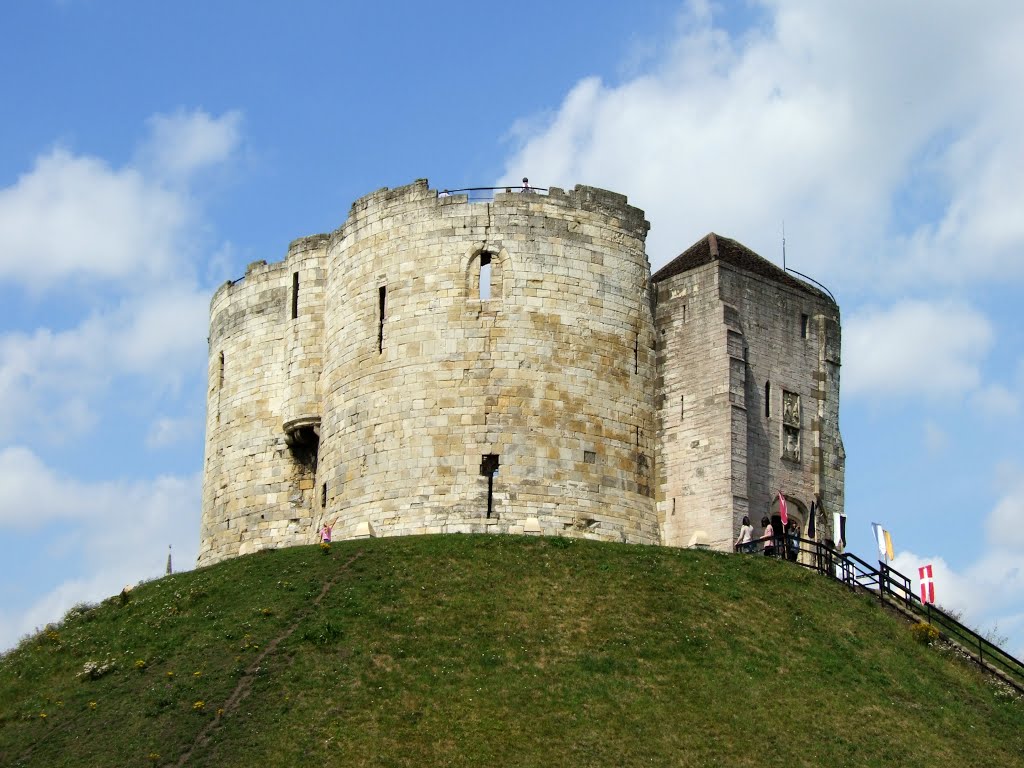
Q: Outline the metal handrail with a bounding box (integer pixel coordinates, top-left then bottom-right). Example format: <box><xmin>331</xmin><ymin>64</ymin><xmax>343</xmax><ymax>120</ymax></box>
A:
<box><xmin>761</xmin><ymin>536</ymin><xmax>1024</xmax><ymax>690</ymax></box>
<box><xmin>436</xmin><ymin>185</ymin><xmax>549</xmax><ymax>203</ymax></box>
<box><xmin>784</xmin><ymin>266</ymin><xmax>837</xmax><ymax>304</ymax></box>
<box><xmin>877</xmin><ymin>560</ymin><xmax>1024</xmax><ymax>685</ymax></box>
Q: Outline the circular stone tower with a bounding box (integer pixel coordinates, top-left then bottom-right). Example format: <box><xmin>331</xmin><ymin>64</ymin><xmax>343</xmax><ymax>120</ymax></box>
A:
<box><xmin>199</xmin><ymin>180</ymin><xmax>658</xmax><ymax>565</ymax></box>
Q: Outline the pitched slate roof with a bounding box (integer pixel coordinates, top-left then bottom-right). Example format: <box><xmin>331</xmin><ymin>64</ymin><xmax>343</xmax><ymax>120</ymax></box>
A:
<box><xmin>651</xmin><ymin>232</ymin><xmax>834</xmax><ymax>304</ymax></box>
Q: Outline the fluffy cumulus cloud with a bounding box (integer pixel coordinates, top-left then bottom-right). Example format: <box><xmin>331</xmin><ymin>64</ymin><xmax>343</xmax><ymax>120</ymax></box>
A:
<box><xmin>0</xmin><ymin>150</ymin><xmax>187</xmax><ymax>288</ymax></box>
<box><xmin>0</xmin><ymin>111</ymin><xmax>235</xmax><ymax>443</ymax></box>
<box><xmin>141</xmin><ymin>109</ymin><xmax>243</xmax><ymax>180</ymax></box>
<box><xmin>498</xmin><ymin>0</ymin><xmax>1024</xmax><ymax>286</ymax></box>
<box><xmin>0</xmin><ymin>109</ymin><xmax>239</xmax><ymax>291</ymax></box>
<box><xmin>0</xmin><ymin>282</ymin><xmax>211</xmax><ymax>443</ymax></box>
<box><xmin>842</xmin><ymin>299</ymin><xmax>992</xmax><ymax>399</ymax></box>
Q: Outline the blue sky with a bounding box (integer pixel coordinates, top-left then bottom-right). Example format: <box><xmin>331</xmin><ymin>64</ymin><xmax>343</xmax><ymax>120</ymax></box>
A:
<box><xmin>2</xmin><ymin>0</ymin><xmax>1023</xmax><ymax>657</ymax></box>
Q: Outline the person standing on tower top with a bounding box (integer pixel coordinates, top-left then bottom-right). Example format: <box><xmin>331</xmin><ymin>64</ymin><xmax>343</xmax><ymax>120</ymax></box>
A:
<box><xmin>521</xmin><ymin>177</ymin><xmax>530</xmax><ymax>192</ymax></box>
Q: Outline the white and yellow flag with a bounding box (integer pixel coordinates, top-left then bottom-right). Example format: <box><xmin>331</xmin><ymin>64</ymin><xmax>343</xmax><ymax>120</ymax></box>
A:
<box><xmin>870</xmin><ymin>523</ymin><xmax>894</xmax><ymax>561</ymax></box>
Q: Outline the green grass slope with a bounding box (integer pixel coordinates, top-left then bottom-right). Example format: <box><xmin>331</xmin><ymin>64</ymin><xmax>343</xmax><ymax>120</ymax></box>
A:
<box><xmin>1</xmin><ymin>535</ymin><xmax>1021</xmax><ymax>767</ymax></box>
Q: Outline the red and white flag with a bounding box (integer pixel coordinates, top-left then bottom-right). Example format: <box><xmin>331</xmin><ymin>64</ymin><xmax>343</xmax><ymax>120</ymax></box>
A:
<box><xmin>919</xmin><ymin>564</ymin><xmax>935</xmax><ymax>604</ymax></box>
<box><xmin>778</xmin><ymin>491</ymin><xmax>788</xmax><ymax>526</ymax></box>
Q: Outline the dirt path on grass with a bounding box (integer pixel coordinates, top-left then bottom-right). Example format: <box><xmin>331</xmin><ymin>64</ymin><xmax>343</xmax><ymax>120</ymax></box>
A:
<box><xmin>174</xmin><ymin>549</ymin><xmax>363</xmax><ymax>767</ymax></box>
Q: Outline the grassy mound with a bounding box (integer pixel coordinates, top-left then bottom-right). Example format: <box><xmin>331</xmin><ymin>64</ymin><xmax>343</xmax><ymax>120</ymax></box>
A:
<box><xmin>1</xmin><ymin>535</ymin><xmax>1021</xmax><ymax>767</ymax></box>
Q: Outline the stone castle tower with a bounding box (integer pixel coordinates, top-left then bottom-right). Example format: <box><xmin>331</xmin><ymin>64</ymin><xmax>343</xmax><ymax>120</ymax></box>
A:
<box><xmin>198</xmin><ymin>180</ymin><xmax>843</xmax><ymax>566</ymax></box>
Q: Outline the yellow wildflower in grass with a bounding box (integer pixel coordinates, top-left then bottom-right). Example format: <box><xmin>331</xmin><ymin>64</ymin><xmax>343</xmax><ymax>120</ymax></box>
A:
<box><xmin>135</xmin><ymin>659</ymin><xmax>147</xmax><ymax>670</ymax></box>
<box><xmin>193</xmin><ymin>670</ymin><xmax>202</xmax><ymax>677</ymax></box>
<box><xmin>39</xmin><ymin>712</ymin><xmax>46</xmax><ymax>719</ymax></box>
<box><xmin>88</xmin><ymin>701</ymin><xmax>97</xmax><ymax>710</ymax></box>
<box><xmin>193</xmin><ymin>700</ymin><xmax>205</xmax><ymax>711</ymax></box>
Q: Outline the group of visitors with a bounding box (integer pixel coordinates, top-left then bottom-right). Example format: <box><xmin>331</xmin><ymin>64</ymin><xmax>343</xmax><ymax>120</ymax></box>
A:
<box><xmin>734</xmin><ymin>515</ymin><xmax>800</xmax><ymax>561</ymax></box>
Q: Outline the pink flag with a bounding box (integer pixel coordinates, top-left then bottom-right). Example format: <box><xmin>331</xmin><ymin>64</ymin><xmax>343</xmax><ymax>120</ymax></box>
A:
<box><xmin>778</xmin><ymin>491</ymin><xmax>788</xmax><ymax>526</ymax></box>
<box><xmin>919</xmin><ymin>564</ymin><xmax>935</xmax><ymax>604</ymax></box>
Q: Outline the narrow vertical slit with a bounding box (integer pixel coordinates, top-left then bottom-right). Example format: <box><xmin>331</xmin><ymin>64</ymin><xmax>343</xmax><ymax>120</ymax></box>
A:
<box><xmin>321</xmin><ymin>482</ymin><xmax>327</xmax><ymax>508</ymax></box>
<box><xmin>680</xmin><ymin>395</ymin><xmax>684</xmax><ymax>420</ymax></box>
<box><xmin>378</xmin><ymin>285</ymin><xmax>387</xmax><ymax>354</ymax></box>
<box><xmin>800</xmin><ymin>313</ymin><xmax>809</xmax><ymax>339</ymax></box>
<box><xmin>292</xmin><ymin>272</ymin><xmax>299</xmax><ymax>319</ymax></box>
<box><xmin>634</xmin><ymin>333</ymin><xmax>639</xmax><ymax>374</ymax></box>
<box><xmin>219</xmin><ymin>351</ymin><xmax>225</xmax><ymax>388</ymax></box>
<box><xmin>481</xmin><ymin>454</ymin><xmax>499</xmax><ymax>518</ymax></box>
<box><xmin>765</xmin><ymin>381</ymin><xmax>771</xmax><ymax>418</ymax></box>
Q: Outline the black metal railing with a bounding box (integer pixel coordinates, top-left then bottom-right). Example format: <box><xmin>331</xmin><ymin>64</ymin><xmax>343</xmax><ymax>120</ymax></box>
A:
<box><xmin>738</xmin><ymin>534</ymin><xmax>1024</xmax><ymax>692</ymax></box>
<box><xmin>436</xmin><ymin>185</ymin><xmax>549</xmax><ymax>203</ymax></box>
<box><xmin>784</xmin><ymin>266</ymin><xmax>837</xmax><ymax>304</ymax></box>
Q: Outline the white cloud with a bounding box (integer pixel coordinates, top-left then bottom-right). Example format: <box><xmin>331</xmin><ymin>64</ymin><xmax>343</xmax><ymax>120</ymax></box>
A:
<box><xmin>146</xmin><ymin>415</ymin><xmax>201</xmax><ymax>449</ymax></box>
<box><xmin>0</xmin><ymin>150</ymin><xmax>187</xmax><ymax>289</ymax></box>
<box><xmin>141</xmin><ymin>109</ymin><xmax>243</xmax><ymax>180</ymax></box>
<box><xmin>970</xmin><ymin>384</ymin><xmax>1020</xmax><ymax>420</ymax></box>
<box><xmin>890</xmin><ymin>549</ymin><xmax>1024</xmax><ymax>656</ymax></box>
<box><xmin>0</xmin><ymin>287</ymin><xmax>209</xmax><ymax>441</ymax></box>
<box><xmin>0</xmin><ymin>109</ymin><xmax>241</xmax><ymax>292</ymax></box>
<box><xmin>498</xmin><ymin>0</ymin><xmax>1024</xmax><ymax>286</ymax></box>
<box><xmin>843</xmin><ymin>300</ymin><xmax>992</xmax><ymax>398</ymax></box>
<box><xmin>986</xmin><ymin>478</ymin><xmax>1024</xmax><ymax>551</ymax></box>
<box><xmin>0</xmin><ymin>445</ymin><xmax>198</xmax><ymax>528</ymax></box>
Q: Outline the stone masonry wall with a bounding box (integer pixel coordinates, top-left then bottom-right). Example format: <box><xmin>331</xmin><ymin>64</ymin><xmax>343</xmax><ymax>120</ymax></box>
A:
<box><xmin>199</xmin><ymin>242</ymin><xmax>329</xmax><ymax>564</ymax></box>
<box><xmin>718</xmin><ymin>264</ymin><xmax>842</xmax><ymax>544</ymax></box>
<box><xmin>315</xmin><ymin>181</ymin><xmax>659</xmax><ymax>544</ymax></box>
<box><xmin>654</xmin><ymin>261</ymin><xmax>843</xmax><ymax>551</ymax></box>
<box><xmin>198</xmin><ymin>179</ymin><xmax>843</xmax><ymax>566</ymax></box>
<box><xmin>654</xmin><ymin>263</ymin><xmax>736</xmax><ymax>549</ymax></box>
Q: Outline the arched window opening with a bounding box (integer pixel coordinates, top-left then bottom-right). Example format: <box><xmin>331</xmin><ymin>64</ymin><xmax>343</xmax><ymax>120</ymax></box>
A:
<box><xmin>466</xmin><ymin>247</ymin><xmax>505</xmax><ymax>305</ymax></box>
<box><xmin>479</xmin><ymin>252</ymin><xmax>492</xmax><ymax>300</ymax></box>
